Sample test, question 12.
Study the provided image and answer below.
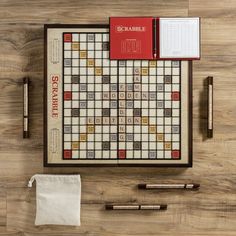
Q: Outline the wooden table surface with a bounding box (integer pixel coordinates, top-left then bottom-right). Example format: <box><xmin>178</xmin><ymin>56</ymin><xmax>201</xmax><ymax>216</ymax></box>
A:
<box><xmin>0</xmin><ymin>0</ymin><xmax>236</xmax><ymax>235</ymax></box>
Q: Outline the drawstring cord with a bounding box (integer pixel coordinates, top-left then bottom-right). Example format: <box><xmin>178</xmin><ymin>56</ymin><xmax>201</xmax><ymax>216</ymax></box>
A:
<box><xmin>28</xmin><ymin>175</ymin><xmax>36</xmax><ymax>187</ymax></box>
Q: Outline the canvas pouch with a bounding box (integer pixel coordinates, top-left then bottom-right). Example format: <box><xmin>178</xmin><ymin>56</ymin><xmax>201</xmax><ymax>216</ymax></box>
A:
<box><xmin>28</xmin><ymin>174</ymin><xmax>81</xmax><ymax>226</ymax></box>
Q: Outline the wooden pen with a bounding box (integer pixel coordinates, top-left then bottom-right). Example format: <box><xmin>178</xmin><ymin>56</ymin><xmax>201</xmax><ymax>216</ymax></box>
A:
<box><xmin>106</xmin><ymin>204</ymin><xmax>167</xmax><ymax>210</ymax></box>
<box><xmin>23</xmin><ymin>77</ymin><xmax>29</xmax><ymax>138</ymax></box>
<box><xmin>138</xmin><ymin>183</ymin><xmax>200</xmax><ymax>190</ymax></box>
<box><xmin>207</xmin><ymin>76</ymin><xmax>213</xmax><ymax>138</ymax></box>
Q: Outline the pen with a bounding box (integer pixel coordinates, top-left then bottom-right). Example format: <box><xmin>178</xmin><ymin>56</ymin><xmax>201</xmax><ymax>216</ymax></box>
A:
<box><xmin>106</xmin><ymin>204</ymin><xmax>167</xmax><ymax>210</ymax></box>
<box><xmin>23</xmin><ymin>77</ymin><xmax>29</xmax><ymax>138</ymax></box>
<box><xmin>138</xmin><ymin>183</ymin><xmax>200</xmax><ymax>190</ymax></box>
<box><xmin>207</xmin><ymin>76</ymin><xmax>213</xmax><ymax>138</ymax></box>
<box><xmin>153</xmin><ymin>18</ymin><xmax>157</xmax><ymax>58</ymax></box>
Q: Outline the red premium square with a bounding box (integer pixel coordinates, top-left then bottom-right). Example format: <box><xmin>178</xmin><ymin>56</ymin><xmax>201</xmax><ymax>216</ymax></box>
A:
<box><xmin>64</xmin><ymin>150</ymin><xmax>72</xmax><ymax>159</ymax></box>
<box><xmin>110</xmin><ymin>17</ymin><xmax>154</xmax><ymax>59</ymax></box>
<box><xmin>172</xmin><ymin>92</ymin><xmax>180</xmax><ymax>101</ymax></box>
<box><xmin>64</xmin><ymin>33</ymin><xmax>72</xmax><ymax>42</ymax></box>
<box><xmin>118</xmin><ymin>150</ymin><xmax>126</xmax><ymax>159</ymax></box>
<box><xmin>64</xmin><ymin>91</ymin><xmax>72</xmax><ymax>100</ymax></box>
<box><xmin>172</xmin><ymin>150</ymin><xmax>180</xmax><ymax>159</ymax></box>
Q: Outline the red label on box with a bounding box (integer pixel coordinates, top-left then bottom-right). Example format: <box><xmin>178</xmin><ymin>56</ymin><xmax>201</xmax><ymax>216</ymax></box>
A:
<box><xmin>110</xmin><ymin>17</ymin><xmax>154</xmax><ymax>59</ymax></box>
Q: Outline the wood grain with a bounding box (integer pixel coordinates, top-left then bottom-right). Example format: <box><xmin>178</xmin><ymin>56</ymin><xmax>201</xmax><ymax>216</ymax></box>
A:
<box><xmin>189</xmin><ymin>0</ymin><xmax>236</xmax><ymax>17</ymax></box>
<box><xmin>0</xmin><ymin>0</ymin><xmax>236</xmax><ymax>235</ymax></box>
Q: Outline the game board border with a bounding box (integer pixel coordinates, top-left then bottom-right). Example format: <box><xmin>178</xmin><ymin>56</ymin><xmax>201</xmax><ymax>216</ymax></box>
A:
<box><xmin>44</xmin><ymin>24</ymin><xmax>192</xmax><ymax>167</ymax></box>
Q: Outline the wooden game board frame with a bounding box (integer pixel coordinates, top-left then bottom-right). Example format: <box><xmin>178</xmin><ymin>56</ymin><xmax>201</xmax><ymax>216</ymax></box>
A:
<box><xmin>44</xmin><ymin>24</ymin><xmax>192</xmax><ymax>167</ymax></box>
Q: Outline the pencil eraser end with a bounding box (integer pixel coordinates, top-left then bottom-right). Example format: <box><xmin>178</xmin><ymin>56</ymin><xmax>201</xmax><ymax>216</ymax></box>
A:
<box><xmin>160</xmin><ymin>204</ymin><xmax>168</xmax><ymax>210</ymax></box>
<box><xmin>138</xmin><ymin>184</ymin><xmax>146</xmax><ymax>189</ymax></box>
<box><xmin>105</xmin><ymin>204</ymin><xmax>113</xmax><ymax>210</ymax></box>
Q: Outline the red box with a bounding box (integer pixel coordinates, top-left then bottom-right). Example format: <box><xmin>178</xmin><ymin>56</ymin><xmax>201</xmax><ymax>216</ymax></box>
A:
<box><xmin>118</xmin><ymin>150</ymin><xmax>126</xmax><ymax>159</ymax></box>
<box><xmin>64</xmin><ymin>150</ymin><xmax>72</xmax><ymax>159</ymax></box>
<box><xmin>110</xmin><ymin>17</ymin><xmax>154</xmax><ymax>59</ymax></box>
<box><xmin>64</xmin><ymin>91</ymin><xmax>72</xmax><ymax>100</ymax></box>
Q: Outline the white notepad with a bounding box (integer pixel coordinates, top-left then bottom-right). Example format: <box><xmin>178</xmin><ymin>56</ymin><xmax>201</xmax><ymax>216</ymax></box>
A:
<box><xmin>160</xmin><ymin>18</ymin><xmax>200</xmax><ymax>59</ymax></box>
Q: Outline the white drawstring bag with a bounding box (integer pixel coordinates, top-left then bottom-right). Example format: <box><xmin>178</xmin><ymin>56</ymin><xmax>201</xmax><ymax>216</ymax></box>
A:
<box><xmin>28</xmin><ymin>174</ymin><xmax>81</xmax><ymax>226</ymax></box>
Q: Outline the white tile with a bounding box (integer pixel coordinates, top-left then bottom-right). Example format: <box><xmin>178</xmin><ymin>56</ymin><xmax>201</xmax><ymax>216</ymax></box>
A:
<box><xmin>64</xmin><ymin>108</ymin><xmax>71</xmax><ymax>116</ymax></box>
<box><xmin>64</xmin><ymin>134</ymin><xmax>71</xmax><ymax>142</ymax></box>
<box><xmin>64</xmin><ymin>101</ymin><xmax>71</xmax><ymax>108</ymax></box>
<box><xmin>72</xmin><ymin>151</ymin><xmax>79</xmax><ymax>159</ymax></box>
<box><xmin>80</xmin><ymin>34</ymin><xmax>86</xmax><ymax>41</ymax></box>
<box><xmin>165</xmin><ymin>68</ymin><xmax>171</xmax><ymax>74</ymax></box>
<box><xmin>80</xmin><ymin>117</ymin><xmax>86</xmax><ymax>125</ymax></box>
<box><xmin>127</xmin><ymin>151</ymin><xmax>133</xmax><ymax>159</ymax></box>
<box><xmin>72</xmin><ymin>134</ymin><xmax>79</xmax><ymax>141</ymax></box>
<box><xmin>157</xmin><ymin>142</ymin><xmax>163</xmax><ymax>149</ymax></box>
<box><xmin>165</xmin><ymin>126</ymin><xmax>171</xmax><ymax>133</ymax></box>
<box><xmin>103</xmin><ymin>67</ymin><xmax>109</xmax><ymax>74</ymax></box>
<box><xmin>95</xmin><ymin>51</ymin><xmax>102</xmax><ymax>58</ymax></box>
<box><xmin>141</xmin><ymin>151</ymin><xmax>148</xmax><ymax>159</ymax></box>
<box><xmin>149</xmin><ymin>68</ymin><xmax>156</xmax><ymax>75</ymax></box>
<box><xmin>72</xmin><ymin>92</ymin><xmax>79</xmax><ymax>99</ymax></box>
<box><xmin>64</xmin><ymin>50</ymin><xmax>71</xmax><ymax>58</ymax></box>
<box><xmin>64</xmin><ymin>117</ymin><xmax>71</xmax><ymax>125</ymax></box>
<box><xmin>165</xmin><ymin>151</ymin><xmax>171</xmax><ymax>159</ymax></box>
<box><xmin>157</xmin><ymin>151</ymin><xmax>164</xmax><ymax>159</ymax></box>
<box><xmin>165</xmin><ymin>61</ymin><xmax>171</xmax><ymax>67</ymax></box>
<box><xmin>72</xmin><ymin>51</ymin><xmax>78</xmax><ymax>58</ymax></box>
<box><xmin>150</xmin><ymin>142</ymin><xmax>156</xmax><ymax>149</ymax></box>
<box><xmin>172</xmin><ymin>117</ymin><xmax>180</xmax><ymax>125</ymax></box>
<box><xmin>157</xmin><ymin>67</ymin><xmax>164</xmax><ymax>75</ymax></box>
<box><xmin>134</xmin><ymin>150</ymin><xmax>141</xmax><ymax>159</ymax></box>
<box><xmin>165</xmin><ymin>134</ymin><xmax>171</xmax><ymax>141</ymax></box>
<box><xmin>173</xmin><ymin>68</ymin><xmax>180</xmax><ymax>75</ymax></box>
<box><xmin>72</xmin><ymin>117</ymin><xmax>79</xmax><ymax>125</ymax></box>
<box><xmin>72</xmin><ymin>67</ymin><xmax>79</xmax><ymax>74</ymax></box>
<box><xmin>172</xmin><ymin>134</ymin><xmax>180</xmax><ymax>142</ymax></box>
<box><xmin>157</xmin><ymin>109</ymin><xmax>164</xmax><ymax>116</ymax></box>
<box><xmin>103</xmin><ymin>59</ymin><xmax>110</xmax><ymax>67</ymax></box>
<box><xmin>103</xmin><ymin>34</ymin><xmax>109</xmax><ymax>41</ymax></box>
<box><xmin>134</xmin><ymin>61</ymin><xmax>141</xmax><ymax>66</ymax></box>
<box><xmin>64</xmin><ymin>42</ymin><xmax>71</xmax><ymax>50</ymax></box>
<box><xmin>80</xmin><ymin>42</ymin><xmax>86</xmax><ymax>50</ymax></box>
<box><xmin>110</xmin><ymin>126</ymin><xmax>116</xmax><ymax>132</ymax></box>
<box><xmin>165</xmin><ymin>117</ymin><xmax>171</xmax><ymax>125</ymax></box>
<box><xmin>72</xmin><ymin>59</ymin><xmax>79</xmax><ymax>67</ymax></box>
<box><xmin>157</xmin><ymin>93</ymin><xmax>163</xmax><ymax>100</ymax></box>
<box><xmin>142</xmin><ymin>126</ymin><xmax>148</xmax><ymax>133</ymax></box>
<box><xmin>72</xmin><ymin>34</ymin><xmax>79</xmax><ymax>42</ymax></box>
<box><xmin>157</xmin><ymin>126</ymin><xmax>164</xmax><ymax>133</ymax></box>
<box><xmin>172</xmin><ymin>109</ymin><xmax>179</xmax><ymax>116</ymax></box>
<box><xmin>165</xmin><ymin>92</ymin><xmax>171</xmax><ymax>100</ymax></box>
<box><xmin>172</xmin><ymin>142</ymin><xmax>180</xmax><ymax>149</ymax></box>
<box><xmin>103</xmin><ymin>51</ymin><xmax>109</xmax><ymax>58</ymax></box>
<box><xmin>157</xmin><ymin>61</ymin><xmax>164</xmax><ymax>67</ymax></box>
<box><xmin>64</xmin><ymin>76</ymin><xmax>71</xmax><ymax>83</ymax></box>
<box><xmin>95</xmin><ymin>34</ymin><xmax>102</xmax><ymax>41</ymax></box>
<box><xmin>110</xmin><ymin>60</ymin><xmax>117</xmax><ymax>67</ymax></box>
<box><xmin>64</xmin><ymin>142</ymin><xmax>71</xmax><ymax>149</ymax></box>
<box><xmin>95</xmin><ymin>151</ymin><xmax>102</xmax><ymax>159</ymax></box>
<box><xmin>88</xmin><ymin>43</ymin><xmax>94</xmax><ymax>50</ymax></box>
<box><xmin>165</xmin><ymin>84</ymin><xmax>171</xmax><ymax>91</ymax></box>
<box><xmin>172</xmin><ymin>84</ymin><xmax>180</xmax><ymax>91</ymax></box>
<box><xmin>88</xmin><ymin>51</ymin><xmax>94</xmax><ymax>58</ymax></box>
<box><xmin>64</xmin><ymin>68</ymin><xmax>71</xmax><ymax>75</ymax></box>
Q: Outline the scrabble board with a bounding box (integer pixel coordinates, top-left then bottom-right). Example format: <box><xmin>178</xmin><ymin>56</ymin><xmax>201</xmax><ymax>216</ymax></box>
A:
<box><xmin>45</xmin><ymin>25</ymin><xmax>192</xmax><ymax>167</ymax></box>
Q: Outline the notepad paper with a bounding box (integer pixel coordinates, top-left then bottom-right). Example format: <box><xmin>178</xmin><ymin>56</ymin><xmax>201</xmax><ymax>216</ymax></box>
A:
<box><xmin>159</xmin><ymin>18</ymin><xmax>200</xmax><ymax>59</ymax></box>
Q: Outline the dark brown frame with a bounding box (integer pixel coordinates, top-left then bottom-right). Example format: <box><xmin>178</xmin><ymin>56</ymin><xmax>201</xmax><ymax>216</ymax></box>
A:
<box><xmin>44</xmin><ymin>24</ymin><xmax>192</xmax><ymax>167</ymax></box>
